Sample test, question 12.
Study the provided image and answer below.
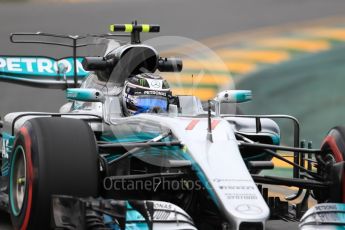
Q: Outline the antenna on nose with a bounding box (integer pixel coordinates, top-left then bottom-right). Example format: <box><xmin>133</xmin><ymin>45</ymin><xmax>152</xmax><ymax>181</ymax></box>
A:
<box><xmin>207</xmin><ymin>100</ymin><xmax>213</xmax><ymax>143</ymax></box>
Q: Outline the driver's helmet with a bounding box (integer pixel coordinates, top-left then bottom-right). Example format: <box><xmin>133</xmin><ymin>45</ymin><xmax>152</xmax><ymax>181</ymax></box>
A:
<box><xmin>122</xmin><ymin>73</ymin><xmax>172</xmax><ymax>116</ymax></box>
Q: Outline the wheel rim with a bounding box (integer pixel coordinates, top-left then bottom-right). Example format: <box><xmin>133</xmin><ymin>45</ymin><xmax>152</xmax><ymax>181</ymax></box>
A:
<box><xmin>10</xmin><ymin>145</ymin><xmax>27</xmax><ymax>216</ymax></box>
<box><xmin>325</xmin><ymin>153</ymin><xmax>336</xmax><ymax>165</ymax></box>
<box><xmin>318</xmin><ymin>152</ymin><xmax>336</xmax><ymax>180</ymax></box>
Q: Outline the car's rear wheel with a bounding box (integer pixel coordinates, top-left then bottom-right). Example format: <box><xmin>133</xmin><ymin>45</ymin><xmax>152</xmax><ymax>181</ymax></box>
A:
<box><xmin>9</xmin><ymin>117</ymin><xmax>99</xmax><ymax>230</ymax></box>
<box><xmin>318</xmin><ymin>126</ymin><xmax>345</xmax><ymax>202</ymax></box>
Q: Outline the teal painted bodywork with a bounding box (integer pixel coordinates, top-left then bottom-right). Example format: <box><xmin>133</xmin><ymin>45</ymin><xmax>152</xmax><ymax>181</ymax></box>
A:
<box><xmin>0</xmin><ymin>56</ymin><xmax>88</xmax><ymax>78</ymax></box>
<box><xmin>66</xmin><ymin>88</ymin><xmax>101</xmax><ymax>102</ymax></box>
<box><xmin>270</xmin><ymin>133</ymin><xmax>280</xmax><ymax>145</ymax></box>
<box><xmin>100</xmin><ymin>133</ymin><xmax>186</xmax><ymax>162</ymax></box>
<box><xmin>1</xmin><ymin>132</ymin><xmax>15</xmax><ymax>176</ymax></box>
<box><xmin>242</xmin><ymin>132</ymin><xmax>280</xmax><ymax>162</ymax></box>
<box><xmin>101</xmin><ymin>202</ymin><xmax>157</xmax><ymax>229</ymax></box>
<box><xmin>234</xmin><ymin>90</ymin><xmax>252</xmax><ymax>103</ymax></box>
<box><xmin>101</xmin><ymin>132</ymin><xmax>221</xmax><ymax>208</ymax></box>
<box><xmin>335</xmin><ymin>204</ymin><xmax>345</xmax><ymax>229</ymax></box>
<box><xmin>101</xmin><ymin>133</ymin><xmax>160</xmax><ymax>143</ymax></box>
<box><xmin>103</xmin><ymin>214</ymin><xmax>122</xmax><ymax>230</ymax></box>
<box><xmin>125</xmin><ymin>202</ymin><xmax>149</xmax><ymax>230</ymax></box>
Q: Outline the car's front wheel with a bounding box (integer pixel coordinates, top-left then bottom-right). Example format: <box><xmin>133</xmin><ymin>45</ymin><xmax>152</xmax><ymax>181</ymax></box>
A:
<box><xmin>318</xmin><ymin>126</ymin><xmax>345</xmax><ymax>203</ymax></box>
<box><xmin>9</xmin><ymin>117</ymin><xmax>99</xmax><ymax>229</ymax></box>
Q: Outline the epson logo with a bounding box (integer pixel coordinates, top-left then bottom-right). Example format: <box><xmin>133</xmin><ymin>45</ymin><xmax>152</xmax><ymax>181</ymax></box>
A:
<box><xmin>0</xmin><ymin>57</ymin><xmax>88</xmax><ymax>77</ymax></box>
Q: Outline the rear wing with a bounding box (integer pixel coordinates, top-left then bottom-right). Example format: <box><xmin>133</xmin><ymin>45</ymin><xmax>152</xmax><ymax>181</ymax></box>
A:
<box><xmin>7</xmin><ymin>32</ymin><xmax>92</xmax><ymax>89</ymax></box>
<box><xmin>1</xmin><ymin>23</ymin><xmax>179</xmax><ymax>89</ymax></box>
<box><xmin>0</xmin><ymin>32</ymin><xmax>129</xmax><ymax>89</ymax></box>
<box><xmin>0</xmin><ymin>56</ymin><xmax>88</xmax><ymax>89</ymax></box>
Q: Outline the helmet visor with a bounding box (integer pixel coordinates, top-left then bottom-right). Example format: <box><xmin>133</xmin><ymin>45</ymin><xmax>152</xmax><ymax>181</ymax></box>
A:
<box><xmin>128</xmin><ymin>95</ymin><xmax>168</xmax><ymax>114</ymax></box>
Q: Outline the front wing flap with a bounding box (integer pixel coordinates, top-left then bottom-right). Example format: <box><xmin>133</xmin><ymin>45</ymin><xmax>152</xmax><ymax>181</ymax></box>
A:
<box><xmin>51</xmin><ymin>195</ymin><xmax>196</xmax><ymax>230</ymax></box>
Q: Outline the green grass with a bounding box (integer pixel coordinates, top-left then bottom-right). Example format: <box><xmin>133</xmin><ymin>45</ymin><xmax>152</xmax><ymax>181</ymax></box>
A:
<box><xmin>260</xmin><ymin>167</ymin><xmax>292</xmax><ymax>177</ymax></box>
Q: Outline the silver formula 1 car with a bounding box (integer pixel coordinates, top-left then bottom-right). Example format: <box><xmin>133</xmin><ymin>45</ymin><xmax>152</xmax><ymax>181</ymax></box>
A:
<box><xmin>0</xmin><ymin>22</ymin><xmax>345</xmax><ymax>230</ymax></box>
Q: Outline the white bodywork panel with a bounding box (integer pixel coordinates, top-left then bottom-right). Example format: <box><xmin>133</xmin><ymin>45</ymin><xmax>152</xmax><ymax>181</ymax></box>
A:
<box><xmin>3</xmin><ymin>111</ymin><xmax>103</xmax><ymax>135</ymax></box>
<box><xmin>111</xmin><ymin>114</ymin><xmax>270</xmax><ymax>228</ymax></box>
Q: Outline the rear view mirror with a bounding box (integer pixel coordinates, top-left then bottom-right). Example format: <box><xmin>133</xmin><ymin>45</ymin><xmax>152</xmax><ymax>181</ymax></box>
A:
<box><xmin>214</xmin><ymin>90</ymin><xmax>252</xmax><ymax>103</ymax></box>
<box><xmin>158</xmin><ymin>57</ymin><xmax>183</xmax><ymax>72</ymax></box>
<box><xmin>66</xmin><ymin>88</ymin><xmax>105</xmax><ymax>102</ymax></box>
<box><xmin>82</xmin><ymin>57</ymin><xmax>115</xmax><ymax>71</ymax></box>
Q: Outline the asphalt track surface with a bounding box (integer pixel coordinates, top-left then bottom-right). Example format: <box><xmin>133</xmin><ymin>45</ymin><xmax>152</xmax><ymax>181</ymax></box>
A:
<box><xmin>2</xmin><ymin>0</ymin><xmax>345</xmax><ymax>229</ymax></box>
